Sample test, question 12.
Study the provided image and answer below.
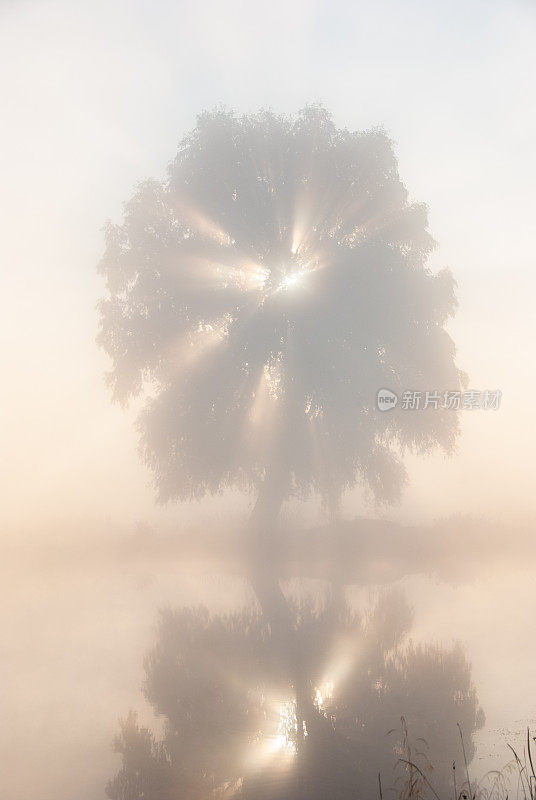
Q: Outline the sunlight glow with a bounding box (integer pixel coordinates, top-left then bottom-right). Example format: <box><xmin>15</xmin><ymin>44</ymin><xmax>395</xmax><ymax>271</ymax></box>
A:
<box><xmin>246</xmin><ymin>698</ymin><xmax>298</xmax><ymax>771</ymax></box>
<box><xmin>314</xmin><ymin>680</ymin><xmax>334</xmax><ymax>712</ymax></box>
<box><xmin>251</xmin><ymin>265</ymin><xmax>270</xmax><ymax>290</ymax></box>
<box><xmin>276</xmin><ymin>700</ymin><xmax>298</xmax><ymax>754</ymax></box>
<box><xmin>244</xmin><ymin>683</ymin><xmax>336</xmax><ymax>776</ymax></box>
<box><xmin>321</xmin><ymin>638</ymin><xmax>363</xmax><ymax>697</ymax></box>
<box><xmin>282</xmin><ymin>272</ymin><xmax>302</xmax><ymax>289</ymax></box>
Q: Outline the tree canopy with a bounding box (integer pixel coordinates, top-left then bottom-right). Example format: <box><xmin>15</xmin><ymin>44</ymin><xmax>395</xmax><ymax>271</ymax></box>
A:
<box><xmin>98</xmin><ymin>105</ymin><xmax>463</xmax><ymax>507</ymax></box>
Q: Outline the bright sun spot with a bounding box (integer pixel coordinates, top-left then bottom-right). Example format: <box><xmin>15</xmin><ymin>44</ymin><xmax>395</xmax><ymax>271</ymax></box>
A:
<box><xmin>314</xmin><ymin>680</ymin><xmax>334</xmax><ymax>711</ymax></box>
<box><xmin>252</xmin><ymin>682</ymin><xmax>334</xmax><ymax>770</ymax></box>
<box><xmin>270</xmin><ymin>682</ymin><xmax>334</xmax><ymax>756</ymax></box>
<box><xmin>276</xmin><ymin>700</ymin><xmax>298</xmax><ymax>754</ymax></box>
<box><xmin>281</xmin><ymin>271</ymin><xmax>303</xmax><ymax>290</ymax></box>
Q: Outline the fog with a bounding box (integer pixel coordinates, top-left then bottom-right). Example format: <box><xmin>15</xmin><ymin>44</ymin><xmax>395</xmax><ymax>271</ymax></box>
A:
<box><xmin>1</xmin><ymin>1</ymin><xmax>536</xmax><ymax>799</ymax></box>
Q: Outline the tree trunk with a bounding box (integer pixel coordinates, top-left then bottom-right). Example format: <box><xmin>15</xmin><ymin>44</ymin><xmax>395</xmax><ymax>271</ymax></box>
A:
<box><xmin>247</xmin><ymin>473</ymin><xmax>319</xmax><ymax>744</ymax></box>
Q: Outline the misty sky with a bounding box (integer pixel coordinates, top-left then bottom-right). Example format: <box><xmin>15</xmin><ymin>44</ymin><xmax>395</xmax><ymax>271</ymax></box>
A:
<box><xmin>1</xmin><ymin>2</ymin><xmax>536</xmax><ymax>799</ymax></box>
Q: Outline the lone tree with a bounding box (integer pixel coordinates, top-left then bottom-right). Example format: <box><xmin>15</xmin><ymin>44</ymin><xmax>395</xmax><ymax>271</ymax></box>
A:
<box><xmin>98</xmin><ymin>105</ymin><xmax>463</xmax><ymax>742</ymax></box>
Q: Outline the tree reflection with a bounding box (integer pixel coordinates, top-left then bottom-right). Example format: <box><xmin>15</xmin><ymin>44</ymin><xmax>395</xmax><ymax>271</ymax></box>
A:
<box><xmin>107</xmin><ymin>590</ymin><xmax>483</xmax><ymax>800</ymax></box>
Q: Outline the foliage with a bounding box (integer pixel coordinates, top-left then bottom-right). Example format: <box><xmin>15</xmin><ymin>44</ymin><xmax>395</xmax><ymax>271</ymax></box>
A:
<box><xmin>98</xmin><ymin>105</ymin><xmax>463</xmax><ymax>506</ymax></box>
<box><xmin>105</xmin><ymin>711</ymin><xmax>173</xmax><ymax>800</ymax></box>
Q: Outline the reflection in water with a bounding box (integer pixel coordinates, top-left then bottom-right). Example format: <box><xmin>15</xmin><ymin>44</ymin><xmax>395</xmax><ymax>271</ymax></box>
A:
<box><xmin>274</xmin><ymin>701</ymin><xmax>298</xmax><ymax>755</ymax></box>
<box><xmin>106</xmin><ymin>589</ymin><xmax>484</xmax><ymax>800</ymax></box>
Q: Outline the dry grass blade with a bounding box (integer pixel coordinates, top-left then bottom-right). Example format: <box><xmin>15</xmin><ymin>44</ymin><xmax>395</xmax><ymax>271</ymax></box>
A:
<box><xmin>397</xmin><ymin>758</ymin><xmax>442</xmax><ymax>800</ymax></box>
